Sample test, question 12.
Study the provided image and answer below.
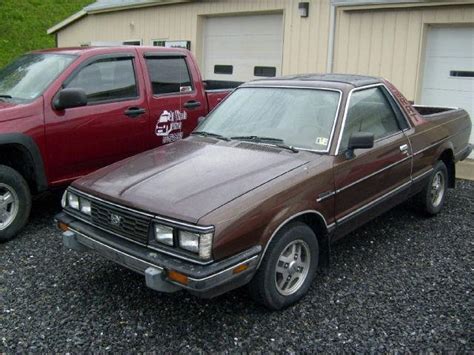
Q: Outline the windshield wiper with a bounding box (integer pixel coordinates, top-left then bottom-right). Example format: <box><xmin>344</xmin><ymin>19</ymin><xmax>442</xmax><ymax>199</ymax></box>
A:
<box><xmin>0</xmin><ymin>94</ymin><xmax>12</xmax><ymax>101</ymax></box>
<box><xmin>191</xmin><ymin>131</ymin><xmax>230</xmax><ymax>141</ymax></box>
<box><xmin>231</xmin><ymin>135</ymin><xmax>299</xmax><ymax>153</ymax></box>
<box><xmin>231</xmin><ymin>135</ymin><xmax>283</xmax><ymax>143</ymax></box>
<box><xmin>274</xmin><ymin>143</ymin><xmax>299</xmax><ymax>153</ymax></box>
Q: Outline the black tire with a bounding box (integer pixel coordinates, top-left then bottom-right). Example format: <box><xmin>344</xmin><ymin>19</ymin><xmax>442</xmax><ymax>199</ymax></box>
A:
<box><xmin>249</xmin><ymin>222</ymin><xmax>319</xmax><ymax>310</ymax></box>
<box><xmin>416</xmin><ymin>160</ymin><xmax>448</xmax><ymax>216</ymax></box>
<box><xmin>0</xmin><ymin>165</ymin><xmax>32</xmax><ymax>242</ymax></box>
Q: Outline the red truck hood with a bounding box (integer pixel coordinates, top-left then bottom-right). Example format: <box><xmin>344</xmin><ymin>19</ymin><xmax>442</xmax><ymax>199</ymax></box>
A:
<box><xmin>0</xmin><ymin>100</ymin><xmax>37</xmax><ymax>122</ymax></box>
<box><xmin>73</xmin><ymin>138</ymin><xmax>309</xmax><ymax>223</ymax></box>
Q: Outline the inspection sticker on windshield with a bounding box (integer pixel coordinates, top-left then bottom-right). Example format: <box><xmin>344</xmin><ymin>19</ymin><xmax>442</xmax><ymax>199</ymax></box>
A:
<box><xmin>316</xmin><ymin>137</ymin><xmax>328</xmax><ymax>146</ymax></box>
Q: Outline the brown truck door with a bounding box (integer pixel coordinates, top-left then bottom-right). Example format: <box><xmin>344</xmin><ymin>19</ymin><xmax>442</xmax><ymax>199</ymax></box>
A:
<box><xmin>142</xmin><ymin>53</ymin><xmax>207</xmax><ymax>148</ymax></box>
<box><xmin>333</xmin><ymin>85</ymin><xmax>412</xmax><ymax>238</ymax></box>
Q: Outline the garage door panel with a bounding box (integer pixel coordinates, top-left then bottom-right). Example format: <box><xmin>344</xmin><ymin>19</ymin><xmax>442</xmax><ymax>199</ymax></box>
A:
<box><xmin>421</xmin><ymin>26</ymin><xmax>474</xmax><ymax>158</ymax></box>
<box><xmin>423</xmin><ymin>57</ymin><xmax>474</xmax><ymax>92</ymax></box>
<box><xmin>203</xmin><ymin>14</ymin><xmax>283</xmax><ymax>82</ymax></box>
<box><xmin>204</xmin><ymin>15</ymin><xmax>282</xmax><ymax>36</ymax></box>
<box><xmin>425</xmin><ymin>27</ymin><xmax>474</xmax><ymax>58</ymax></box>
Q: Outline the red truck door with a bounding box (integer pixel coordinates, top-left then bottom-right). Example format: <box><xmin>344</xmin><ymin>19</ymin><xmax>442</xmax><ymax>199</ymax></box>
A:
<box><xmin>333</xmin><ymin>85</ymin><xmax>412</xmax><ymax>237</ymax></box>
<box><xmin>44</xmin><ymin>51</ymin><xmax>149</xmax><ymax>184</ymax></box>
<box><xmin>140</xmin><ymin>52</ymin><xmax>207</xmax><ymax>147</ymax></box>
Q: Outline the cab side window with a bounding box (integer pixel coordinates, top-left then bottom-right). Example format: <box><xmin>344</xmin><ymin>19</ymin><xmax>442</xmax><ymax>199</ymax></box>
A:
<box><xmin>340</xmin><ymin>87</ymin><xmax>401</xmax><ymax>151</ymax></box>
<box><xmin>66</xmin><ymin>57</ymin><xmax>138</xmax><ymax>104</ymax></box>
<box><xmin>145</xmin><ymin>57</ymin><xmax>193</xmax><ymax>95</ymax></box>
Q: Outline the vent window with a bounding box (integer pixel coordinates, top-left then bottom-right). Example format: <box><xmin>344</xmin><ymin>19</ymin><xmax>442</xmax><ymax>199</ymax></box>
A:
<box><xmin>214</xmin><ymin>65</ymin><xmax>233</xmax><ymax>75</ymax></box>
<box><xmin>450</xmin><ymin>70</ymin><xmax>474</xmax><ymax>78</ymax></box>
<box><xmin>254</xmin><ymin>66</ymin><xmax>276</xmax><ymax>77</ymax></box>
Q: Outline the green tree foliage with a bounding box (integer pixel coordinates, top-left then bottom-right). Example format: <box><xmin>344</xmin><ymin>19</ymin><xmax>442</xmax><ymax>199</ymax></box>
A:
<box><xmin>0</xmin><ymin>0</ymin><xmax>93</xmax><ymax>67</ymax></box>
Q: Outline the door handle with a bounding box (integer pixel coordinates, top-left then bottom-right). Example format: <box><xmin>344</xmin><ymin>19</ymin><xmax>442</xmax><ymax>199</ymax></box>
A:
<box><xmin>124</xmin><ymin>107</ymin><xmax>146</xmax><ymax>118</ymax></box>
<box><xmin>183</xmin><ymin>100</ymin><xmax>201</xmax><ymax>109</ymax></box>
<box><xmin>400</xmin><ymin>144</ymin><xmax>409</xmax><ymax>154</ymax></box>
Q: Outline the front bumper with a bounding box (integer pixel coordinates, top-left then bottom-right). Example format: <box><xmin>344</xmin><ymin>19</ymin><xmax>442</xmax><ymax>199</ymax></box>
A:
<box><xmin>56</xmin><ymin>212</ymin><xmax>261</xmax><ymax>298</ymax></box>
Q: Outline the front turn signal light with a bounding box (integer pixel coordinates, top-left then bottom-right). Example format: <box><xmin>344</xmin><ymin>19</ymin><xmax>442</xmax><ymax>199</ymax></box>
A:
<box><xmin>58</xmin><ymin>222</ymin><xmax>69</xmax><ymax>232</ymax></box>
<box><xmin>167</xmin><ymin>270</ymin><xmax>189</xmax><ymax>285</ymax></box>
<box><xmin>233</xmin><ymin>263</ymin><xmax>249</xmax><ymax>274</ymax></box>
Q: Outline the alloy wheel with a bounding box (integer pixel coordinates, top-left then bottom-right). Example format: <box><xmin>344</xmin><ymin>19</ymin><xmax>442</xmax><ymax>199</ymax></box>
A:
<box><xmin>0</xmin><ymin>183</ymin><xmax>19</xmax><ymax>231</ymax></box>
<box><xmin>275</xmin><ymin>239</ymin><xmax>311</xmax><ymax>296</ymax></box>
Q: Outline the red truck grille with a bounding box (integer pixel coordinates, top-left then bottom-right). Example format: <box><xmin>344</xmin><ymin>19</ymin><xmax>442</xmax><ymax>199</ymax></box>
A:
<box><xmin>90</xmin><ymin>202</ymin><xmax>151</xmax><ymax>244</ymax></box>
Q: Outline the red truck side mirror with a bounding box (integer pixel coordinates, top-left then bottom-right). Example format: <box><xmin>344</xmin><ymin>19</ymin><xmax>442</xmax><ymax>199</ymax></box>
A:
<box><xmin>53</xmin><ymin>88</ymin><xmax>88</xmax><ymax>110</ymax></box>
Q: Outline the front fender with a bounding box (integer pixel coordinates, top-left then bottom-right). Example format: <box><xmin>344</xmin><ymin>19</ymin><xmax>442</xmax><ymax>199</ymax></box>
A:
<box><xmin>0</xmin><ymin>133</ymin><xmax>48</xmax><ymax>192</ymax></box>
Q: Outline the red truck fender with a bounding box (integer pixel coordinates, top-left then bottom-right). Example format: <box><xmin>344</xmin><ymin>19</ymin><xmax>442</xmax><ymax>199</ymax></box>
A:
<box><xmin>0</xmin><ymin>133</ymin><xmax>48</xmax><ymax>192</ymax></box>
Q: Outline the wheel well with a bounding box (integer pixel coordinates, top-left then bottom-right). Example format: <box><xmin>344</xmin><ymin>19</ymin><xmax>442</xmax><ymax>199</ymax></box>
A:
<box><xmin>439</xmin><ymin>149</ymin><xmax>455</xmax><ymax>188</ymax></box>
<box><xmin>290</xmin><ymin>212</ymin><xmax>330</xmax><ymax>267</ymax></box>
<box><xmin>0</xmin><ymin>144</ymin><xmax>37</xmax><ymax>193</ymax></box>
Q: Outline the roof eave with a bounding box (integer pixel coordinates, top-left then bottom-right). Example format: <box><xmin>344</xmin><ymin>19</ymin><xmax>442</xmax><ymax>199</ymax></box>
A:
<box><xmin>47</xmin><ymin>9</ymin><xmax>87</xmax><ymax>34</ymax></box>
<box><xmin>87</xmin><ymin>0</ymin><xmax>192</xmax><ymax>14</ymax></box>
<box><xmin>47</xmin><ymin>0</ymin><xmax>193</xmax><ymax>34</ymax></box>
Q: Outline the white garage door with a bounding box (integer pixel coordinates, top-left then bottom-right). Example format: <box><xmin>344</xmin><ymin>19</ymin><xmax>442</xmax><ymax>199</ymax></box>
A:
<box><xmin>421</xmin><ymin>26</ymin><xmax>474</xmax><ymax>158</ymax></box>
<box><xmin>203</xmin><ymin>14</ymin><xmax>283</xmax><ymax>82</ymax></box>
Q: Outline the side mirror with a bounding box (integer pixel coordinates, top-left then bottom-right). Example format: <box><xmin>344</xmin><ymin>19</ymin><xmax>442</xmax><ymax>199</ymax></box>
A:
<box><xmin>53</xmin><ymin>88</ymin><xmax>87</xmax><ymax>110</ymax></box>
<box><xmin>346</xmin><ymin>132</ymin><xmax>374</xmax><ymax>159</ymax></box>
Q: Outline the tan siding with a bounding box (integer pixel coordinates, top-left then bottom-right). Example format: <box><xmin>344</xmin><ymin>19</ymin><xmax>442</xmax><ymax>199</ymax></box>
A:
<box><xmin>57</xmin><ymin>0</ymin><xmax>332</xmax><ymax>75</ymax></box>
<box><xmin>333</xmin><ymin>4</ymin><xmax>474</xmax><ymax>100</ymax></box>
<box><xmin>55</xmin><ymin>1</ymin><xmax>474</xmax><ymax>99</ymax></box>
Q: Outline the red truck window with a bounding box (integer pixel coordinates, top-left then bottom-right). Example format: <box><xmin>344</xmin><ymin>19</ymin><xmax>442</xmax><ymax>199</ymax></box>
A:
<box><xmin>66</xmin><ymin>58</ymin><xmax>138</xmax><ymax>104</ymax></box>
<box><xmin>145</xmin><ymin>57</ymin><xmax>193</xmax><ymax>95</ymax></box>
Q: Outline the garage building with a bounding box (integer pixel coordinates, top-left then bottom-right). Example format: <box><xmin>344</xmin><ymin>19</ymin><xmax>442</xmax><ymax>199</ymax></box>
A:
<box><xmin>48</xmin><ymin>0</ymin><xmax>474</xmax><ymax>165</ymax></box>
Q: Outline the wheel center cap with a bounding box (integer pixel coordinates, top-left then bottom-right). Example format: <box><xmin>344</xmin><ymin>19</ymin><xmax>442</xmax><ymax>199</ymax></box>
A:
<box><xmin>288</xmin><ymin>261</ymin><xmax>298</xmax><ymax>274</ymax></box>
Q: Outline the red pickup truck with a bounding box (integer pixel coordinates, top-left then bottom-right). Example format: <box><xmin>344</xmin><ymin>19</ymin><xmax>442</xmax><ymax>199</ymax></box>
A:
<box><xmin>0</xmin><ymin>46</ymin><xmax>238</xmax><ymax>241</ymax></box>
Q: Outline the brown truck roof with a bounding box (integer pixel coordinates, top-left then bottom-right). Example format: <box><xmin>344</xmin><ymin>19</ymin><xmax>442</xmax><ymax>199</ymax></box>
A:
<box><xmin>246</xmin><ymin>73</ymin><xmax>381</xmax><ymax>89</ymax></box>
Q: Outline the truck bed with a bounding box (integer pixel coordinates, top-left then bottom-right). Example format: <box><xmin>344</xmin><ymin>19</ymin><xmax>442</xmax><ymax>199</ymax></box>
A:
<box><xmin>203</xmin><ymin>80</ymin><xmax>243</xmax><ymax>91</ymax></box>
<box><xmin>413</xmin><ymin>105</ymin><xmax>458</xmax><ymax>117</ymax></box>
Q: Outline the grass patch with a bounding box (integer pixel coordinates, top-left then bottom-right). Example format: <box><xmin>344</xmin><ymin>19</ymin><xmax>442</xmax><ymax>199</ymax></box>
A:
<box><xmin>0</xmin><ymin>0</ymin><xmax>93</xmax><ymax>67</ymax></box>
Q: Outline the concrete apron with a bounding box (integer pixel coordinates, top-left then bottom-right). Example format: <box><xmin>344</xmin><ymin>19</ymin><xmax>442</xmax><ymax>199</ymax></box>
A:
<box><xmin>457</xmin><ymin>159</ymin><xmax>474</xmax><ymax>181</ymax></box>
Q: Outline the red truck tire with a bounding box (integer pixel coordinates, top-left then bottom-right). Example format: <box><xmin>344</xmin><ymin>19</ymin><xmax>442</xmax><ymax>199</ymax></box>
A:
<box><xmin>0</xmin><ymin>165</ymin><xmax>32</xmax><ymax>242</ymax></box>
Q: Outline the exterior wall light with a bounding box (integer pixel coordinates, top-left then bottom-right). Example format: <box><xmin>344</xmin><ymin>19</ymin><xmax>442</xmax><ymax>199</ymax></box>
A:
<box><xmin>299</xmin><ymin>2</ymin><xmax>309</xmax><ymax>17</ymax></box>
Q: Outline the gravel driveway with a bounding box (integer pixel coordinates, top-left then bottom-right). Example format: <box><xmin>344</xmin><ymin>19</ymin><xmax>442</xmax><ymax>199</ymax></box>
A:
<box><xmin>1</xmin><ymin>180</ymin><xmax>473</xmax><ymax>352</ymax></box>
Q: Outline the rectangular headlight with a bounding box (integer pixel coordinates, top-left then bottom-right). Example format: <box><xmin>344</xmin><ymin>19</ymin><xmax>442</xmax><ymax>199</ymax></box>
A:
<box><xmin>67</xmin><ymin>193</ymin><xmax>79</xmax><ymax>210</ymax></box>
<box><xmin>80</xmin><ymin>198</ymin><xmax>91</xmax><ymax>216</ymax></box>
<box><xmin>179</xmin><ymin>231</ymin><xmax>213</xmax><ymax>260</ymax></box>
<box><xmin>154</xmin><ymin>224</ymin><xmax>174</xmax><ymax>246</ymax></box>
<box><xmin>178</xmin><ymin>231</ymin><xmax>199</xmax><ymax>253</ymax></box>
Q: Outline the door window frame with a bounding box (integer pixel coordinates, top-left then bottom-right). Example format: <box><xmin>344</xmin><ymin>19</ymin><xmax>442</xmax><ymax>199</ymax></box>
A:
<box><xmin>335</xmin><ymin>83</ymin><xmax>413</xmax><ymax>155</ymax></box>
<box><xmin>59</xmin><ymin>53</ymin><xmax>141</xmax><ymax>106</ymax></box>
<box><xmin>143</xmin><ymin>52</ymin><xmax>195</xmax><ymax>98</ymax></box>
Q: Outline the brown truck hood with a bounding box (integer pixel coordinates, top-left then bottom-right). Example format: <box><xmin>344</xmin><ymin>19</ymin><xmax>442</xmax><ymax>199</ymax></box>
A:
<box><xmin>73</xmin><ymin>138</ymin><xmax>309</xmax><ymax>223</ymax></box>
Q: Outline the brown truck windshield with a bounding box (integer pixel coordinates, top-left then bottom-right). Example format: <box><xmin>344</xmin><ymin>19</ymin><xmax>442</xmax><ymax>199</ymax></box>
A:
<box><xmin>197</xmin><ymin>87</ymin><xmax>341</xmax><ymax>151</ymax></box>
<box><xmin>0</xmin><ymin>53</ymin><xmax>76</xmax><ymax>101</ymax></box>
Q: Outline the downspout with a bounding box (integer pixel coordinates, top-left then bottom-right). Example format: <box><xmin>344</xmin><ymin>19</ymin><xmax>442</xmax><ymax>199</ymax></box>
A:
<box><xmin>326</xmin><ymin>3</ymin><xmax>337</xmax><ymax>73</ymax></box>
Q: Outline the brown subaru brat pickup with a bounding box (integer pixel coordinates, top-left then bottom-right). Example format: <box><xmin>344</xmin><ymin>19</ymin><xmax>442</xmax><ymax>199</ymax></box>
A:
<box><xmin>56</xmin><ymin>74</ymin><xmax>472</xmax><ymax>310</ymax></box>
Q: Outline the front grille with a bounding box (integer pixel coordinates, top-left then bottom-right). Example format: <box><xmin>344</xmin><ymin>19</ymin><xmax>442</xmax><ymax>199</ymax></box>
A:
<box><xmin>90</xmin><ymin>202</ymin><xmax>151</xmax><ymax>244</ymax></box>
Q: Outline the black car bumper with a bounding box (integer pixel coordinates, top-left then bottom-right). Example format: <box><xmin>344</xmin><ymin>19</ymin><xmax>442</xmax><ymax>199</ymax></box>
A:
<box><xmin>55</xmin><ymin>212</ymin><xmax>261</xmax><ymax>298</ymax></box>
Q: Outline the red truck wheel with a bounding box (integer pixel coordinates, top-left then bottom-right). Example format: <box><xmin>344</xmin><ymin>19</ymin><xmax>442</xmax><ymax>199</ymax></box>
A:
<box><xmin>0</xmin><ymin>165</ymin><xmax>31</xmax><ymax>242</ymax></box>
